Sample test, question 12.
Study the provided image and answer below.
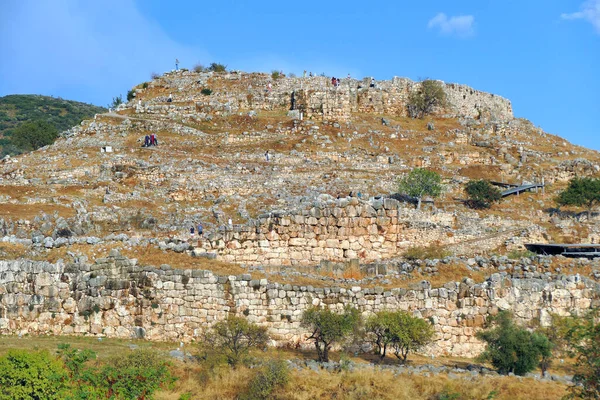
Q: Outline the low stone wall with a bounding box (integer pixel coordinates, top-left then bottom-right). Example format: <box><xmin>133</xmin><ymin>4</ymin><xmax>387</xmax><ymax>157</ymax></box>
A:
<box><xmin>203</xmin><ymin>197</ymin><xmax>524</xmax><ymax>266</ymax></box>
<box><xmin>0</xmin><ymin>255</ymin><xmax>597</xmax><ymax>357</ymax></box>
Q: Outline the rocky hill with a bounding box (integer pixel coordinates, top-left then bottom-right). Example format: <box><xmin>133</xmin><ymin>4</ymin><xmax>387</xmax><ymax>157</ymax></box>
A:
<box><xmin>0</xmin><ymin>70</ymin><xmax>598</xmax><ymax>356</ymax></box>
<box><xmin>0</xmin><ymin>94</ymin><xmax>106</xmax><ymax>155</ymax></box>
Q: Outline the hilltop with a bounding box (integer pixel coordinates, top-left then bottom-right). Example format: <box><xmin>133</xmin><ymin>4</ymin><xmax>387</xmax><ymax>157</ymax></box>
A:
<box><xmin>0</xmin><ymin>94</ymin><xmax>106</xmax><ymax>156</ymax></box>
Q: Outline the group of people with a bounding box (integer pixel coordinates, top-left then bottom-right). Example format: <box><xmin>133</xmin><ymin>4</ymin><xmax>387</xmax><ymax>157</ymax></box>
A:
<box><xmin>190</xmin><ymin>223</ymin><xmax>203</xmax><ymax>238</ymax></box>
<box><xmin>143</xmin><ymin>134</ymin><xmax>158</xmax><ymax>147</ymax></box>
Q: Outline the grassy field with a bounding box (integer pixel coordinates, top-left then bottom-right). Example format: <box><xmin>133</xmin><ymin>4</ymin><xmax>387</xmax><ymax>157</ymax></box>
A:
<box><xmin>0</xmin><ymin>335</ymin><xmax>571</xmax><ymax>400</ymax></box>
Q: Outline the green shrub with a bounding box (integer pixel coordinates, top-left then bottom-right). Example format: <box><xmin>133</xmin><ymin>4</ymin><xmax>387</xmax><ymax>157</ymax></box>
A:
<box><xmin>556</xmin><ymin>177</ymin><xmax>600</xmax><ymax>220</ymax></box>
<box><xmin>127</xmin><ymin>89</ymin><xmax>136</xmax><ymax>102</ymax></box>
<box><xmin>193</xmin><ymin>64</ymin><xmax>206</xmax><ymax>73</ymax></box>
<box><xmin>407</xmin><ymin>79</ymin><xmax>448</xmax><ymax>118</ymax></box>
<box><xmin>201</xmin><ymin>88</ymin><xmax>213</xmax><ymax>96</ymax></box>
<box><xmin>397</xmin><ymin>168</ymin><xmax>443</xmax><ymax>209</ymax></box>
<box><xmin>404</xmin><ymin>245</ymin><xmax>450</xmax><ymax>261</ymax></box>
<box><xmin>11</xmin><ymin>120</ymin><xmax>58</xmax><ymax>152</ymax></box>
<box><xmin>301</xmin><ymin>306</ymin><xmax>361</xmax><ymax>362</ymax></box>
<box><xmin>476</xmin><ymin>311</ymin><xmax>553</xmax><ymax>375</ymax></box>
<box><xmin>109</xmin><ymin>95</ymin><xmax>123</xmax><ymax>108</ymax></box>
<box><xmin>366</xmin><ymin>311</ymin><xmax>435</xmax><ymax>363</ymax></box>
<box><xmin>271</xmin><ymin>70</ymin><xmax>281</xmax><ymax>80</ymax></box>
<box><xmin>465</xmin><ymin>180</ymin><xmax>502</xmax><ymax>209</ymax></box>
<box><xmin>241</xmin><ymin>359</ymin><xmax>289</xmax><ymax>400</ymax></box>
<box><xmin>208</xmin><ymin>63</ymin><xmax>227</xmax><ymax>73</ymax></box>
<box><xmin>0</xmin><ymin>349</ymin><xmax>69</xmax><ymax>400</ymax></box>
<box><xmin>204</xmin><ymin>316</ymin><xmax>269</xmax><ymax>367</ymax></box>
<box><xmin>142</xmin><ymin>82</ymin><xmax>149</xmax><ymax>89</ymax></box>
<box><xmin>57</xmin><ymin>343</ymin><xmax>96</xmax><ymax>379</ymax></box>
<box><xmin>506</xmin><ymin>249</ymin><xmax>536</xmax><ymax>260</ymax></box>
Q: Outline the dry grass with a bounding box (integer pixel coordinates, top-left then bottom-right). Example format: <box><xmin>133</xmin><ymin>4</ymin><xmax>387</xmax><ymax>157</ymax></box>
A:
<box><xmin>0</xmin><ymin>203</ymin><xmax>76</xmax><ymax>219</ymax></box>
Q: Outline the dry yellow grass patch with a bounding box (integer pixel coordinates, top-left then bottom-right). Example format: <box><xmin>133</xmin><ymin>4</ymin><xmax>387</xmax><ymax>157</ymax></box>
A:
<box><xmin>0</xmin><ymin>203</ymin><xmax>76</xmax><ymax>219</ymax></box>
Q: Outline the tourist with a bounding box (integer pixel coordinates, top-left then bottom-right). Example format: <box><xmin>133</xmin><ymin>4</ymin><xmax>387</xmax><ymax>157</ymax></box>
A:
<box><xmin>144</xmin><ymin>135</ymin><xmax>150</xmax><ymax>147</ymax></box>
<box><xmin>228</xmin><ymin>218</ymin><xmax>233</xmax><ymax>228</ymax></box>
<box><xmin>331</xmin><ymin>77</ymin><xmax>336</xmax><ymax>86</ymax></box>
<box><xmin>370</xmin><ymin>77</ymin><xmax>375</xmax><ymax>88</ymax></box>
<box><xmin>265</xmin><ymin>150</ymin><xmax>270</xmax><ymax>161</ymax></box>
<box><xmin>167</xmin><ymin>93</ymin><xmax>172</xmax><ymax>103</ymax></box>
<box><xmin>152</xmin><ymin>134</ymin><xmax>158</xmax><ymax>146</ymax></box>
<box><xmin>336</xmin><ymin>78</ymin><xmax>340</xmax><ymax>87</ymax></box>
<box><xmin>175</xmin><ymin>58</ymin><xmax>179</xmax><ymax>71</ymax></box>
<box><xmin>347</xmin><ymin>73</ymin><xmax>351</xmax><ymax>80</ymax></box>
<box><xmin>303</xmin><ymin>70</ymin><xmax>307</xmax><ymax>78</ymax></box>
<box><xmin>197</xmin><ymin>223</ymin><xmax>203</xmax><ymax>238</ymax></box>
<box><xmin>190</xmin><ymin>226</ymin><xmax>195</xmax><ymax>238</ymax></box>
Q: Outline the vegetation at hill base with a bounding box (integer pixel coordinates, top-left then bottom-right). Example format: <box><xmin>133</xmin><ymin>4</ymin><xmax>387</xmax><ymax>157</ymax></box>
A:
<box><xmin>0</xmin><ymin>94</ymin><xmax>105</xmax><ymax>156</ymax></box>
<box><xmin>465</xmin><ymin>179</ymin><xmax>503</xmax><ymax>209</ymax></box>
<box><xmin>556</xmin><ymin>176</ymin><xmax>600</xmax><ymax>220</ymax></box>
<box><xmin>398</xmin><ymin>168</ymin><xmax>443</xmax><ymax>209</ymax></box>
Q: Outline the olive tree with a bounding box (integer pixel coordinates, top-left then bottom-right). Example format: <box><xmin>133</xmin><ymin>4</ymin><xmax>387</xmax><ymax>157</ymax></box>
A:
<box><xmin>205</xmin><ymin>316</ymin><xmax>269</xmax><ymax>367</ymax></box>
<box><xmin>465</xmin><ymin>179</ymin><xmax>502</xmax><ymax>209</ymax></box>
<box><xmin>366</xmin><ymin>311</ymin><xmax>434</xmax><ymax>363</ymax></box>
<box><xmin>398</xmin><ymin>168</ymin><xmax>443</xmax><ymax>210</ymax></box>
<box><xmin>556</xmin><ymin>177</ymin><xmax>600</xmax><ymax>220</ymax></box>
<box><xmin>477</xmin><ymin>311</ymin><xmax>553</xmax><ymax>376</ymax></box>
<box><xmin>301</xmin><ymin>306</ymin><xmax>361</xmax><ymax>362</ymax></box>
<box><xmin>407</xmin><ymin>79</ymin><xmax>448</xmax><ymax>119</ymax></box>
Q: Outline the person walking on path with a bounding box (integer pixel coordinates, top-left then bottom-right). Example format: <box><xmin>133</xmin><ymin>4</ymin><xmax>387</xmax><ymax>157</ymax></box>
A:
<box><xmin>197</xmin><ymin>223</ymin><xmax>203</xmax><ymax>238</ymax></box>
<box><xmin>265</xmin><ymin>150</ymin><xmax>270</xmax><ymax>162</ymax></box>
<box><xmin>175</xmin><ymin>58</ymin><xmax>180</xmax><ymax>71</ymax></box>
<box><xmin>190</xmin><ymin>226</ymin><xmax>195</xmax><ymax>239</ymax></box>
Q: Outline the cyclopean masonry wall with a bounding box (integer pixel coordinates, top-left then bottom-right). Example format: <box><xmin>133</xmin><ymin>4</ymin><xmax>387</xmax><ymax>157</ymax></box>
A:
<box><xmin>201</xmin><ymin>197</ymin><xmax>527</xmax><ymax>266</ymax></box>
<box><xmin>0</xmin><ymin>254</ymin><xmax>597</xmax><ymax>357</ymax></box>
<box><xmin>136</xmin><ymin>71</ymin><xmax>513</xmax><ymax>123</ymax></box>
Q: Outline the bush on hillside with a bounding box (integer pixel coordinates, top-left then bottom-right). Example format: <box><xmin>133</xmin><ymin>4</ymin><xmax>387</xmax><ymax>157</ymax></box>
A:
<box><xmin>142</xmin><ymin>82</ymin><xmax>149</xmax><ymax>89</ymax></box>
<box><xmin>301</xmin><ymin>306</ymin><xmax>361</xmax><ymax>362</ymax></box>
<box><xmin>407</xmin><ymin>79</ymin><xmax>448</xmax><ymax>119</ymax></box>
<box><xmin>204</xmin><ymin>316</ymin><xmax>269</xmax><ymax>367</ymax></box>
<box><xmin>241</xmin><ymin>359</ymin><xmax>289</xmax><ymax>400</ymax></box>
<box><xmin>0</xmin><ymin>349</ymin><xmax>70</xmax><ymax>400</ymax></box>
<box><xmin>271</xmin><ymin>70</ymin><xmax>282</xmax><ymax>80</ymax></box>
<box><xmin>397</xmin><ymin>168</ymin><xmax>443</xmax><ymax>210</ymax></box>
<box><xmin>127</xmin><ymin>89</ymin><xmax>136</xmax><ymax>102</ymax></box>
<box><xmin>110</xmin><ymin>95</ymin><xmax>123</xmax><ymax>109</ymax></box>
<box><xmin>465</xmin><ymin>179</ymin><xmax>502</xmax><ymax>209</ymax></box>
<box><xmin>11</xmin><ymin>120</ymin><xmax>58</xmax><ymax>152</ymax></box>
<box><xmin>194</xmin><ymin>64</ymin><xmax>207</xmax><ymax>73</ymax></box>
<box><xmin>366</xmin><ymin>311</ymin><xmax>435</xmax><ymax>363</ymax></box>
<box><xmin>208</xmin><ymin>63</ymin><xmax>227</xmax><ymax>73</ymax></box>
<box><xmin>476</xmin><ymin>311</ymin><xmax>553</xmax><ymax>376</ymax></box>
<box><xmin>556</xmin><ymin>177</ymin><xmax>600</xmax><ymax>220</ymax></box>
<box><xmin>201</xmin><ymin>88</ymin><xmax>213</xmax><ymax>96</ymax></box>
<box><xmin>404</xmin><ymin>244</ymin><xmax>450</xmax><ymax>261</ymax></box>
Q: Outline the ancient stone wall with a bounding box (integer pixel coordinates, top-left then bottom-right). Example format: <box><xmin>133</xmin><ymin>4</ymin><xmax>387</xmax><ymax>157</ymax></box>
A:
<box><xmin>0</xmin><ymin>255</ymin><xmax>597</xmax><ymax>357</ymax></box>
<box><xmin>202</xmin><ymin>197</ymin><xmax>525</xmax><ymax>266</ymax></box>
<box><xmin>138</xmin><ymin>71</ymin><xmax>513</xmax><ymax>123</ymax></box>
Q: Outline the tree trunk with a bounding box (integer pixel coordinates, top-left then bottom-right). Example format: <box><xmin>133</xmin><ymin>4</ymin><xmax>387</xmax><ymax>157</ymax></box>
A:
<box><xmin>417</xmin><ymin>197</ymin><xmax>422</xmax><ymax>210</ymax></box>
<box><xmin>323</xmin><ymin>345</ymin><xmax>329</xmax><ymax>362</ymax></box>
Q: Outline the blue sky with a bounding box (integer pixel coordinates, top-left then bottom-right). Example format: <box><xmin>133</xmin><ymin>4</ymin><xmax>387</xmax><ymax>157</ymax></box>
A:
<box><xmin>1</xmin><ymin>0</ymin><xmax>598</xmax><ymax>150</ymax></box>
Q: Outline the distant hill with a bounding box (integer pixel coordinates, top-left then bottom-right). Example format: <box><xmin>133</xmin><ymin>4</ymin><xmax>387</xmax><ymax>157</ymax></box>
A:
<box><xmin>0</xmin><ymin>95</ymin><xmax>106</xmax><ymax>155</ymax></box>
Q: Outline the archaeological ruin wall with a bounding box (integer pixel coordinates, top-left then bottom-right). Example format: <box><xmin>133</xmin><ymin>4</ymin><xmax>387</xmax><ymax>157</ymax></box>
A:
<box><xmin>0</xmin><ymin>255</ymin><xmax>597</xmax><ymax>357</ymax></box>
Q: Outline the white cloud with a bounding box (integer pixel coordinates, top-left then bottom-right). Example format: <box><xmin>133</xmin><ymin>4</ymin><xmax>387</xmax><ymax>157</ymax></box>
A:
<box><xmin>561</xmin><ymin>0</ymin><xmax>600</xmax><ymax>33</ymax></box>
<box><xmin>0</xmin><ymin>0</ymin><xmax>210</xmax><ymax>105</ymax></box>
<box><xmin>428</xmin><ymin>13</ymin><xmax>475</xmax><ymax>37</ymax></box>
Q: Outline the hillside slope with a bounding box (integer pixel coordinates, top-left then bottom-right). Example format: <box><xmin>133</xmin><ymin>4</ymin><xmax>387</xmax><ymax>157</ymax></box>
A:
<box><xmin>0</xmin><ymin>94</ymin><xmax>106</xmax><ymax>155</ymax></box>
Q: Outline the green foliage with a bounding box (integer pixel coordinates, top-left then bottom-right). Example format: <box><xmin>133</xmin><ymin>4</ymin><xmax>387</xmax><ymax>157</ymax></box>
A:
<box><xmin>241</xmin><ymin>359</ymin><xmax>289</xmax><ymax>400</ymax></box>
<box><xmin>555</xmin><ymin>312</ymin><xmax>600</xmax><ymax>399</ymax></box>
<box><xmin>271</xmin><ymin>70</ymin><xmax>282</xmax><ymax>80</ymax></box>
<box><xmin>142</xmin><ymin>82</ymin><xmax>149</xmax><ymax>89</ymax></box>
<box><xmin>407</xmin><ymin>79</ymin><xmax>448</xmax><ymax>118</ymax></box>
<box><xmin>127</xmin><ymin>89</ymin><xmax>136</xmax><ymax>102</ymax></box>
<box><xmin>397</xmin><ymin>168</ymin><xmax>443</xmax><ymax>209</ymax></box>
<box><xmin>465</xmin><ymin>180</ymin><xmax>502</xmax><ymax>209</ymax></box>
<box><xmin>11</xmin><ymin>120</ymin><xmax>58</xmax><ymax>152</ymax></box>
<box><xmin>366</xmin><ymin>311</ymin><xmax>435</xmax><ymax>363</ymax></box>
<box><xmin>301</xmin><ymin>306</ymin><xmax>361</xmax><ymax>362</ymax></box>
<box><xmin>201</xmin><ymin>88</ymin><xmax>213</xmax><ymax>96</ymax></box>
<box><xmin>193</xmin><ymin>64</ymin><xmax>207</xmax><ymax>73</ymax></box>
<box><xmin>208</xmin><ymin>62</ymin><xmax>227</xmax><ymax>73</ymax></box>
<box><xmin>110</xmin><ymin>95</ymin><xmax>123</xmax><ymax>108</ymax></box>
<box><xmin>204</xmin><ymin>316</ymin><xmax>269</xmax><ymax>367</ymax></box>
<box><xmin>0</xmin><ymin>349</ymin><xmax>69</xmax><ymax>400</ymax></box>
<box><xmin>476</xmin><ymin>311</ymin><xmax>553</xmax><ymax>376</ymax></box>
<box><xmin>506</xmin><ymin>250</ymin><xmax>536</xmax><ymax>260</ymax></box>
<box><xmin>57</xmin><ymin>343</ymin><xmax>96</xmax><ymax>379</ymax></box>
<box><xmin>404</xmin><ymin>245</ymin><xmax>450</xmax><ymax>261</ymax></box>
<box><xmin>556</xmin><ymin>177</ymin><xmax>600</xmax><ymax>219</ymax></box>
<box><xmin>0</xmin><ymin>95</ymin><xmax>104</xmax><ymax>156</ymax></box>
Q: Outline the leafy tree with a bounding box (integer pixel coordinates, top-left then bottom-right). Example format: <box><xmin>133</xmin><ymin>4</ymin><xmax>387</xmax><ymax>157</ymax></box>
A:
<box><xmin>0</xmin><ymin>349</ymin><xmax>69</xmax><ymax>400</ymax></box>
<box><xmin>208</xmin><ymin>62</ymin><xmax>227</xmax><ymax>73</ymax></box>
<box><xmin>555</xmin><ymin>312</ymin><xmax>600</xmax><ymax>399</ymax></box>
<box><xmin>110</xmin><ymin>95</ymin><xmax>123</xmax><ymax>109</ymax></box>
<box><xmin>366</xmin><ymin>311</ymin><xmax>435</xmax><ymax>363</ymax></box>
<box><xmin>11</xmin><ymin>120</ymin><xmax>58</xmax><ymax>151</ymax></box>
<box><xmin>476</xmin><ymin>311</ymin><xmax>553</xmax><ymax>376</ymax></box>
<box><xmin>556</xmin><ymin>177</ymin><xmax>600</xmax><ymax>220</ymax></box>
<box><xmin>193</xmin><ymin>64</ymin><xmax>207</xmax><ymax>73</ymax></box>
<box><xmin>205</xmin><ymin>316</ymin><xmax>269</xmax><ymax>367</ymax></box>
<box><xmin>57</xmin><ymin>343</ymin><xmax>96</xmax><ymax>380</ymax></box>
<box><xmin>301</xmin><ymin>306</ymin><xmax>361</xmax><ymax>362</ymax></box>
<box><xmin>126</xmin><ymin>89</ymin><xmax>136</xmax><ymax>102</ymax></box>
<box><xmin>465</xmin><ymin>180</ymin><xmax>502</xmax><ymax>209</ymax></box>
<box><xmin>398</xmin><ymin>168</ymin><xmax>443</xmax><ymax>210</ymax></box>
<box><xmin>407</xmin><ymin>79</ymin><xmax>448</xmax><ymax>119</ymax></box>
